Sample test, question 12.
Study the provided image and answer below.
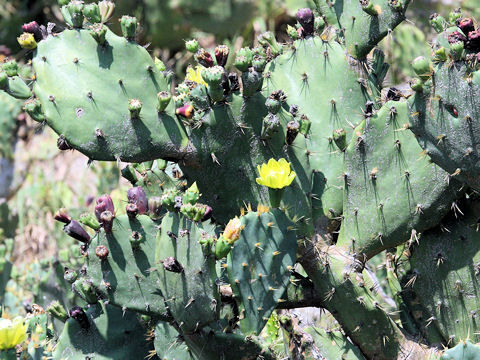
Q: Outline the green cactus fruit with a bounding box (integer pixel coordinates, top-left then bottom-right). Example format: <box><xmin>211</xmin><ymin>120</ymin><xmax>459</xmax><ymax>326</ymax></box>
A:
<box><xmin>23</xmin><ymin>98</ymin><xmax>44</xmax><ymax>122</ymax></box>
<box><xmin>157</xmin><ymin>91</ymin><xmax>172</xmax><ymax>112</ymax></box>
<box><xmin>286</xmin><ymin>25</ymin><xmax>299</xmax><ymax>40</ymax></box>
<box><xmin>83</xmin><ymin>3</ymin><xmax>101</xmax><ymax>24</ymax></box>
<box><xmin>234</xmin><ymin>48</ymin><xmax>253</xmax><ymax>72</ymax></box>
<box><xmin>32</xmin><ymin>27</ymin><xmax>187</xmax><ymax>162</ymax></box>
<box><xmin>120</xmin><ymin>15</ymin><xmax>137</xmax><ymax>40</ymax></box>
<box><xmin>227</xmin><ymin>209</ymin><xmax>296</xmax><ymax>335</ymax></box>
<box><xmin>338</xmin><ymin>100</ymin><xmax>462</xmax><ymax>259</ymax></box>
<box><xmin>79</xmin><ymin>212</ymin><xmax>100</xmax><ymax>231</ymax></box>
<box><xmin>2</xmin><ymin>60</ymin><xmax>18</xmax><ymax>77</ymax></box>
<box><xmin>155</xmin><ymin>212</ymin><xmax>219</xmax><ymax>334</ymax></box>
<box><xmin>86</xmin><ymin>214</ymin><xmax>170</xmax><ymax>318</ymax></box>
<box><xmin>72</xmin><ymin>278</ymin><xmax>98</xmax><ymax>304</ymax></box>
<box><xmin>47</xmin><ymin>300</ymin><xmax>69</xmax><ymax>322</ymax></box>
<box><xmin>412</xmin><ymin>56</ymin><xmax>432</xmax><ymax>81</ymax></box>
<box><xmin>54</xmin><ymin>302</ymin><xmax>154</xmax><ymax>359</ymax></box>
<box><xmin>89</xmin><ymin>23</ymin><xmax>107</xmax><ymax>46</ymax></box>
<box><xmin>214</xmin><ymin>236</ymin><xmax>231</xmax><ymax>259</ymax></box>
<box><xmin>67</xmin><ymin>1</ymin><xmax>85</xmax><ymax>28</ymax></box>
<box><xmin>185</xmin><ymin>39</ymin><xmax>199</xmax><ymax>54</ymax></box>
<box><xmin>430</xmin><ymin>13</ymin><xmax>447</xmax><ymax>33</ymax></box>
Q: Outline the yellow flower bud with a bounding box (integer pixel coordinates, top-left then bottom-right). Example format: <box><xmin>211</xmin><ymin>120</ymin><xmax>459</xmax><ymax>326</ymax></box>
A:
<box><xmin>17</xmin><ymin>33</ymin><xmax>37</xmax><ymax>50</ymax></box>
<box><xmin>223</xmin><ymin>217</ymin><xmax>244</xmax><ymax>243</ymax></box>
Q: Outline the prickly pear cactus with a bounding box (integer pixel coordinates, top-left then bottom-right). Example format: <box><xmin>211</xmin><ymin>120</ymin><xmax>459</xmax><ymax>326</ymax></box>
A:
<box><xmin>14</xmin><ymin>1</ymin><xmax>480</xmax><ymax>359</ymax></box>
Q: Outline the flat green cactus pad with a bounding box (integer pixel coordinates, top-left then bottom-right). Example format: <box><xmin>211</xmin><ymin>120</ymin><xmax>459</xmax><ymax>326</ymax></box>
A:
<box><xmin>32</xmin><ymin>28</ymin><xmax>188</xmax><ymax>162</ymax></box>
<box><xmin>86</xmin><ymin>214</ymin><xmax>169</xmax><ymax>318</ymax></box>
<box><xmin>53</xmin><ymin>302</ymin><xmax>153</xmax><ymax>360</ymax></box>
<box><xmin>155</xmin><ymin>212</ymin><xmax>220</xmax><ymax>334</ymax></box>
<box><xmin>338</xmin><ymin>100</ymin><xmax>461</xmax><ymax>259</ymax></box>
<box><xmin>399</xmin><ymin>199</ymin><xmax>480</xmax><ymax>345</ymax></box>
<box><xmin>227</xmin><ymin>209</ymin><xmax>297</xmax><ymax>335</ymax></box>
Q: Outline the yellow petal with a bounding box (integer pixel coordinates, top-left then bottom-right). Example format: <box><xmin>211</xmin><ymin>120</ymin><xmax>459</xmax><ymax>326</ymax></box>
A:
<box><xmin>285</xmin><ymin>171</ymin><xmax>296</xmax><ymax>186</ymax></box>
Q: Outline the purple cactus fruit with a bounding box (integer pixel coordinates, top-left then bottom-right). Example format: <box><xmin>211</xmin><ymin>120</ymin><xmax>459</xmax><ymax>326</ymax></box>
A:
<box><xmin>195</xmin><ymin>49</ymin><xmax>214</xmax><ymax>68</ymax></box>
<box><xmin>458</xmin><ymin>18</ymin><xmax>475</xmax><ymax>35</ymax></box>
<box><xmin>54</xmin><ymin>208</ymin><xmax>71</xmax><ymax>224</ymax></box>
<box><xmin>468</xmin><ymin>30</ymin><xmax>480</xmax><ymax>50</ymax></box>
<box><xmin>69</xmin><ymin>306</ymin><xmax>90</xmax><ymax>329</ymax></box>
<box><xmin>126</xmin><ymin>203</ymin><xmax>139</xmax><ymax>218</ymax></box>
<box><xmin>296</xmin><ymin>8</ymin><xmax>314</xmax><ymax>36</ymax></box>
<box><xmin>95</xmin><ymin>245</ymin><xmax>109</xmax><ymax>260</ymax></box>
<box><xmin>176</xmin><ymin>104</ymin><xmax>194</xmax><ymax>119</ymax></box>
<box><xmin>22</xmin><ymin>21</ymin><xmax>44</xmax><ymax>41</ymax></box>
<box><xmin>127</xmin><ymin>187</ymin><xmax>148</xmax><ymax>214</ymax></box>
<box><xmin>163</xmin><ymin>257</ymin><xmax>183</xmax><ymax>273</ymax></box>
<box><xmin>95</xmin><ymin>194</ymin><xmax>114</xmax><ymax>222</ymax></box>
<box><xmin>215</xmin><ymin>45</ymin><xmax>229</xmax><ymax>67</ymax></box>
<box><xmin>448</xmin><ymin>31</ymin><xmax>467</xmax><ymax>44</ymax></box>
<box><xmin>100</xmin><ymin>210</ymin><xmax>114</xmax><ymax>233</ymax></box>
<box><xmin>286</xmin><ymin>121</ymin><xmax>300</xmax><ymax>145</ymax></box>
<box><xmin>63</xmin><ymin>220</ymin><xmax>91</xmax><ymax>243</ymax></box>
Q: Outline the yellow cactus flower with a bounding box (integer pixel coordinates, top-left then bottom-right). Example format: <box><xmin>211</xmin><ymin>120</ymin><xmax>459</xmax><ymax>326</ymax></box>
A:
<box><xmin>256</xmin><ymin>158</ymin><xmax>296</xmax><ymax>189</ymax></box>
<box><xmin>223</xmin><ymin>217</ymin><xmax>244</xmax><ymax>243</ymax></box>
<box><xmin>185</xmin><ymin>66</ymin><xmax>208</xmax><ymax>88</ymax></box>
<box><xmin>0</xmin><ymin>316</ymin><xmax>27</xmax><ymax>350</ymax></box>
<box><xmin>17</xmin><ymin>33</ymin><xmax>37</xmax><ymax>50</ymax></box>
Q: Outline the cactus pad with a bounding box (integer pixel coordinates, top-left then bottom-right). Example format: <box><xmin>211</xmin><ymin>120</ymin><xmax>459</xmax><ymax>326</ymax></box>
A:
<box><xmin>226</xmin><ymin>209</ymin><xmax>297</xmax><ymax>335</ymax></box>
<box><xmin>155</xmin><ymin>212</ymin><xmax>219</xmax><ymax>334</ymax></box>
<box><xmin>32</xmin><ymin>28</ymin><xmax>188</xmax><ymax>162</ymax></box>
<box><xmin>338</xmin><ymin>100</ymin><xmax>461</xmax><ymax>259</ymax></box>
<box><xmin>86</xmin><ymin>214</ymin><xmax>169</xmax><ymax>318</ymax></box>
<box><xmin>398</xmin><ymin>198</ymin><xmax>480</xmax><ymax>345</ymax></box>
<box><xmin>53</xmin><ymin>302</ymin><xmax>153</xmax><ymax>359</ymax></box>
